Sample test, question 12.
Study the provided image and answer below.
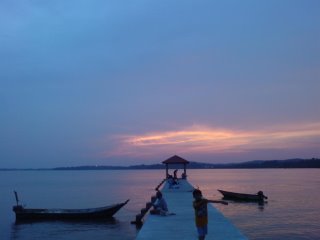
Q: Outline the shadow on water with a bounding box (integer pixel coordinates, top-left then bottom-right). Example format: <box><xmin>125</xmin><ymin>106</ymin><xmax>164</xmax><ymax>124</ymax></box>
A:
<box><xmin>223</xmin><ymin>198</ymin><xmax>269</xmax><ymax>211</ymax></box>
<box><xmin>10</xmin><ymin>218</ymin><xmax>121</xmax><ymax>240</ymax></box>
<box><xmin>13</xmin><ymin>217</ymin><xmax>118</xmax><ymax>225</ymax></box>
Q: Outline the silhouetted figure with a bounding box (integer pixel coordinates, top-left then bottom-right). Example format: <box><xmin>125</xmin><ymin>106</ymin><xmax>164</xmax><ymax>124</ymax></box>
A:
<box><xmin>173</xmin><ymin>169</ymin><xmax>178</xmax><ymax>180</ymax></box>
<box><xmin>257</xmin><ymin>191</ymin><xmax>268</xmax><ymax>201</ymax></box>
<box><xmin>167</xmin><ymin>175</ymin><xmax>178</xmax><ymax>188</ymax></box>
<box><xmin>192</xmin><ymin>189</ymin><xmax>228</xmax><ymax>240</ymax></box>
<box><xmin>150</xmin><ymin>191</ymin><xmax>168</xmax><ymax>216</ymax></box>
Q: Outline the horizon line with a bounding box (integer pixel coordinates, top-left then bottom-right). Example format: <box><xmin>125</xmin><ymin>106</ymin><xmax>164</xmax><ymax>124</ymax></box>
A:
<box><xmin>1</xmin><ymin>157</ymin><xmax>319</xmax><ymax>170</ymax></box>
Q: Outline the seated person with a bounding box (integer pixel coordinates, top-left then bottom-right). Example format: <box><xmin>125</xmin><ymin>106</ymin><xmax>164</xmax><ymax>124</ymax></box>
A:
<box><xmin>150</xmin><ymin>191</ymin><xmax>168</xmax><ymax>215</ymax></box>
<box><xmin>167</xmin><ymin>175</ymin><xmax>178</xmax><ymax>188</ymax></box>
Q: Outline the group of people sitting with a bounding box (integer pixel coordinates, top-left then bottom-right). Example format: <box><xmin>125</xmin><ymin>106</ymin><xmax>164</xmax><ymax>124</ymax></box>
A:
<box><xmin>150</xmin><ymin>169</ymin><xmax>179</xmax><ymax>215</ymax></box>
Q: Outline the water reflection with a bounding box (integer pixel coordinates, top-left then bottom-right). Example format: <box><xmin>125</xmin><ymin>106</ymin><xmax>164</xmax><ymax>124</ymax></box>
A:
<box><xmin>13</xmin><ymin>217</ymin><xmax>118</xmax><ymax>225</ymax></box>
<box><xmin>223</xmin><ymin>199</ymin><xmax>268</xmax><ymax>212</ymax></box>
<box><xmin>10</xmin><ymin>218</ymin><xmax>121</xmax><ymax>240</ymax></box>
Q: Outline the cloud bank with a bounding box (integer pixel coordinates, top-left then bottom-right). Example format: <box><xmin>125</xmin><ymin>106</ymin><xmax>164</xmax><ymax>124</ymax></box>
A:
<box><xmin>105</xmin><ymin>122</ymin><xmax>320</xmax><ymax>160</ymax></box>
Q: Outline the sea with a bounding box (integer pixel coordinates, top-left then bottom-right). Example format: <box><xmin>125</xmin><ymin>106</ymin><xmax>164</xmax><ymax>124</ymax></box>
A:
<box><xmin>1</xmin><ymin>169</ymin><xmax>320</xmax><ymax>240</ymax></box>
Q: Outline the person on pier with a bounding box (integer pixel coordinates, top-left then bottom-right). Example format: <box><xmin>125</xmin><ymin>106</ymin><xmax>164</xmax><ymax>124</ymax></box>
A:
<box><xmin>173</xmin><ymin>169</ymin><xmax>178</xmax><ymax>180</ymax></box>
<box><xmin>192</xmin><ymin>189</ymin><xmax>228</xmax><ymax>240</ymax></box>
<box><xmin>150</xmin><ymin>191</ymin><xmax>168</xmax><ymax>216</ymax></box>
<box><xmin>167</xmin><ymin>175</ymin><xmax>179</xmax><ymax>188</ymax></box>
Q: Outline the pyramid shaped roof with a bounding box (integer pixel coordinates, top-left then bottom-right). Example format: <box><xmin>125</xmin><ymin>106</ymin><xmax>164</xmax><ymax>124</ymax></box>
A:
<box><xmin>162</xmin><ymin>155</ymin><xmax>189</xmax><ymax>164</ymax></box>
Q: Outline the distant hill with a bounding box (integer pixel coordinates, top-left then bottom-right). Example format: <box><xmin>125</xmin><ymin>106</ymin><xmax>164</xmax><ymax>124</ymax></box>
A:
<box><xmin>187</xmin><ymin>158</ymin><xmax>320</xmax><ymax>169</ymax></box>
<box><xmin>52</xmin><ymin>158</ymin><xmax>320</xmax><ymax>170</ymax></box>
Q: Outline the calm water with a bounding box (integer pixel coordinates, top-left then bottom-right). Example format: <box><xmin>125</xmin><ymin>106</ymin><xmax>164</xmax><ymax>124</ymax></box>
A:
<box><xmin>1</xmin><ymin>169</ymin><xmax>320</xmax><ymax>240</ymax></box>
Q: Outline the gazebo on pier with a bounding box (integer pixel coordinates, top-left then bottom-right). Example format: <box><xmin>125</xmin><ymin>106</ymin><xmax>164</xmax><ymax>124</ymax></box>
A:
<box><xmin>162</xmin><ymin>155</ymin><xmax>189</xmax><ymax>179</ymax></box>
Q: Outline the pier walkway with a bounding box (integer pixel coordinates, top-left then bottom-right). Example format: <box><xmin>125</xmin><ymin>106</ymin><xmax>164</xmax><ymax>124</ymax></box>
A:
<box><xmin>136</xmin><ymin>179</ymin><xmax>247</xmax><ymax>240</ymax></box>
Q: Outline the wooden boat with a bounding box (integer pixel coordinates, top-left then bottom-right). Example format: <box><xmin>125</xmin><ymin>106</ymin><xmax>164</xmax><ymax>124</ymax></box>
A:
<box><xmin>12</xmin><ymin>192</ymin><xmax>129</xmax><ymax>221</ymax></box>
<box><xmin>218</xmin><ymin>189</ymin><xmax>267</xmax><ymax>201</ymax></box>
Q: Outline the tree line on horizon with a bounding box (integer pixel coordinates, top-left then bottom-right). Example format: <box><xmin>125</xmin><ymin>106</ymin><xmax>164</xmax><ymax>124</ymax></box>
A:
<box><xmin>51</xmin><ymin>158</ymin><xmax>320</xmax><ymax>170</ymax></box>
<box><xmin>1</xmin><ymin>158</ymin><xmax>319</xmax><ymax>171</ymax></box>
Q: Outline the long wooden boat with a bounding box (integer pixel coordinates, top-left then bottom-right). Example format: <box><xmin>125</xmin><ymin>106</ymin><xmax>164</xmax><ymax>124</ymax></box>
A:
<box><xmin>218</xmin><ymin>189</ymin><xmax>267</xmax><ymax>201</ymax></box>
<box><xmin>13</xmin><ymin>193</ymin><xmax>129</xmax><ymax>221</ymax></box>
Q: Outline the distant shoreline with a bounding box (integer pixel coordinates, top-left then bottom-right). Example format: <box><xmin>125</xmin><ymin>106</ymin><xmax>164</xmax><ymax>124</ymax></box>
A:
<box><xmin>1</xmin><ymin>158</ymin><xmax>319</xmax><ymax>171</ymax></box>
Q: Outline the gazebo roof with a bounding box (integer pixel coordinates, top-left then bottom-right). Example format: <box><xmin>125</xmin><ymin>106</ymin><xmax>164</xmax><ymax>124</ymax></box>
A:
<box><xmin>162</xmin><ymin>155</ymin><xmax>189</xmax><ymax>164</ymax></box>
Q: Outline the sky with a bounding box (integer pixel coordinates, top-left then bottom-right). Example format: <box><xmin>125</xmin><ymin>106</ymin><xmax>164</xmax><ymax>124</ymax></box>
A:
<box><xmin>0</xmin><ymin>0</ymin><xmax>319</xmax><ymax>168</ymax></box>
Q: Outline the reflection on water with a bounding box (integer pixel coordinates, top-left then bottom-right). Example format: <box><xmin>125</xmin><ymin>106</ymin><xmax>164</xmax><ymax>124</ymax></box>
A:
<box><xmin>11</xmin><ymin>218</ymin><xmax>120</xmax><ymax>240</ymax></box>
<box><xmin>13</xmin><ymin>217</ymin><xmax>118</xmax><ymax>226</ymax></box>
<box><xmin>228</xmin><ymin>199</ymin><xmax>267</xmax><ymax>211</ymax></box>
<box><xmin>1</xmin><ymin>169</ymin><xmax>320</xmax><ymax>240</ymax></box>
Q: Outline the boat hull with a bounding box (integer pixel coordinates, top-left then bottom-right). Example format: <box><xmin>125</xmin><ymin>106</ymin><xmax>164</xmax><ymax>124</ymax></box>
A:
<box><xmin>218</xmin><ymin>190</ymin><xmax>266</xmax><ymax>201</ymax></box>
<box><xmin>13</xmin><ymin>200</ymin><xmax>129</xmax><ymax>222</ymax></box>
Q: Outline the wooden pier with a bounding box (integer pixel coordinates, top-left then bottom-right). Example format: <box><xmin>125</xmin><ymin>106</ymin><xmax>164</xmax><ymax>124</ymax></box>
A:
<box><xmin>135</xmin><ymin>156</ymin><xmax>248</xmax><ymax>240</ymax></box>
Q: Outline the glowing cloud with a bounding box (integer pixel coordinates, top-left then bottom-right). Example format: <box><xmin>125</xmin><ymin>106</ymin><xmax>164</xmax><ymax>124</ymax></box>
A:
<box><xmin>106</xmin><ymin>122</ymin><xmax>320</xmax><ymax>158</ymax></box>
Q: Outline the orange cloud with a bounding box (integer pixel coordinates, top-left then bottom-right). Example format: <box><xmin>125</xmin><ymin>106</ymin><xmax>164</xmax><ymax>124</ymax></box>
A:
<box><xmin>106</xmin><ymin>122</ymin><xmax>320</xmax><ymax>158</ymax></box>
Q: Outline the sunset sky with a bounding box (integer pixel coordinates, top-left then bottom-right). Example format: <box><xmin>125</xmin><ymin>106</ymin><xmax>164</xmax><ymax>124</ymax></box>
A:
<box><xmin>1</xmin><ymin>0</ymin><xmax>319</xmax><ymax>168</ymax></box>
